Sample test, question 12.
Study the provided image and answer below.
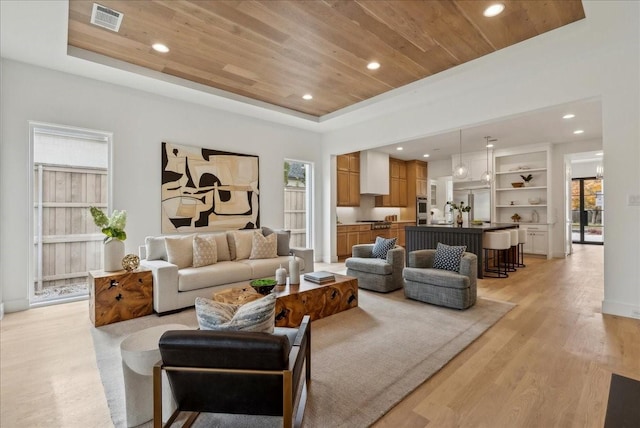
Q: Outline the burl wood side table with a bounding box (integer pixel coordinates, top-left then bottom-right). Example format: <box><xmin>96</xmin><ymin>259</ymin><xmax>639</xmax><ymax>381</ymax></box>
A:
<box><xmin>89</xmin><ymin>269</ymin><xmax>153</xmax><ymax>327</ymax></box>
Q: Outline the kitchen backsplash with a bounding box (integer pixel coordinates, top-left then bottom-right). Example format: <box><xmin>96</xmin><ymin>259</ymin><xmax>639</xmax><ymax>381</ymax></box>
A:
<box><xmin>337</xmin><ymin>195</ymin><xmax>401</xmax><ymax>223</ymax></box>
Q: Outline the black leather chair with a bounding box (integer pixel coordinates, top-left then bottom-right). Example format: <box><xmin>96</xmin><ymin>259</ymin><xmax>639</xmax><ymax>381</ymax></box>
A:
<box><xmin>153</xmin><ymin>315</ymin><xmax>311</xmax><ymax>428</ymax></box>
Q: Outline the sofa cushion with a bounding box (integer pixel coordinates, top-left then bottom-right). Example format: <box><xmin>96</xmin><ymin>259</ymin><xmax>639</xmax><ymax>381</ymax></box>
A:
<box><xmin>250</xmin><ymin>231</ymin><xmax>277</xmax><ymax>259</ymax></box>
<box><xmin>165</xmin><ymin>234</ymin><xmax>195</xmax><ymax>268</ymax></box>
<box><xmin>145</xmin><ymin>236</ymin><xmax>167</xmax><ymax>261</ymax></box>
<box><xmin>195</xmin><ymin>294</ymin><xmax>276</xmax><ymax>333</ymax></box>
<box><xmin>228</xmin><ymin>230</ymin><xmax>255</xmax><ymax>260</ymax></box>
<box><xmin>403</xmin><ymin>267</ymin><xmax>469</xmax><ymax>289</ymax></box>
<box><xmin>344</xmin><ymin>257</ymin><xmax>393</xmax><ymax>275</ymax></box>
<box><xmin>193</xmin><ymin>234</ymin><xmax>217</xmax><ymax>268</ymax></box>
<box><xmin>372</xmin><ymin>236</ymin><xmax>397</xmax><ymax>259</ymax></box>
<box><xmin>432</xmin><ymin>243</ymin><xmax>466</xmax><ymax>272</ymax></box>
<box><xmin>178</xmin><ymin>261</ymin><xmax>252</xmax><ymax>292</ymax></box>
<box><xmin>239</xmin><ymin>256</ymin><xmax>304</xmax><ymax>279</ymax></box>
<box><xmin>262</xmin><ymin>227</ymin><xmax>291</xmax><ymax>256</ymax></box>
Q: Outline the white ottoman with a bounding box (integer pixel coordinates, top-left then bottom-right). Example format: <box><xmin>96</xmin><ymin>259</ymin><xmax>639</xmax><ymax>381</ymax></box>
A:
<box><xmin>120</xmin><ymin>324</ymin><xmax>191</xmax><ymax>427</ymax></box>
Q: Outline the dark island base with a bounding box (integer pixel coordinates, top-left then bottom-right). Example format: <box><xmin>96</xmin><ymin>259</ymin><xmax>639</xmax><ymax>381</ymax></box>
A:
<box><xmin>405</xmin><ymin>224</ymin><xmax>518</xmax><ymax>279</ymax></box>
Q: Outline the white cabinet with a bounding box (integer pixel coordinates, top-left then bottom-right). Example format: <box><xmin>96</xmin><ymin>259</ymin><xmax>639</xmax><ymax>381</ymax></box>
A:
<box><xmin>521</xmin><ymin>226</ymin><xmax>548</xmax><ymax>255</ymax></box>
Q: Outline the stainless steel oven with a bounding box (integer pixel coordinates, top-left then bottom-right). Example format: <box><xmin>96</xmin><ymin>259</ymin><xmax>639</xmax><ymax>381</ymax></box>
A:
<box><xmin>416</xmin><ymin>197</ymin><xmax>429</xmax><ymax>225</ymax></box>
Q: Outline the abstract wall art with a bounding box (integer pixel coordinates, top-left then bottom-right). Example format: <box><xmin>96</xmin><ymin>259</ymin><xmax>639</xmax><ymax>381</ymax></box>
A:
<box><xmin>161</xmin><ymin>142</ymin><xmax>259</xmax><ymax>233</ymax></box>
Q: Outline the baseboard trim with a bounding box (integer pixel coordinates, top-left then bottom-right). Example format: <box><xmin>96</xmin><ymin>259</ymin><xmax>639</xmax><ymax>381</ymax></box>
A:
<box><xmin>602</xmin><ymin>299</ymin><xmax>640</xmax><ymax>320</ymax></box>
<box><xmin>3</xmin><ymin>298</ymin><xmax>29</xmax><ymax>314</ymax></box>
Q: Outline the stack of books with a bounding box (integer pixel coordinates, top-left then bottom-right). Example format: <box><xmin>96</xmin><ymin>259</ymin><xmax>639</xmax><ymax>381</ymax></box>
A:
<box><xmin>303</xmin><ymin>271</ymin><xmax>336</xmax><ymax>284</ymax></box>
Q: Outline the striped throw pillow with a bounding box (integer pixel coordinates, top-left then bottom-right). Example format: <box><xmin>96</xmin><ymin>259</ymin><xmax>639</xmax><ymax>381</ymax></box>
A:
<box><xmin>195</xmin><ymin>293</ymin><xmax>276</xmax><ymax>333</ymax></box>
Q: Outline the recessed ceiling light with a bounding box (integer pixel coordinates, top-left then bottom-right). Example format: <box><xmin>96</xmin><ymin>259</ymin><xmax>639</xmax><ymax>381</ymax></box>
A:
<box><xmin>302</xmin><ymin>94</ymin><xmax>313</xmax><ymax>100</ymax></box>
<box><xmin>152</xmin><ymin>43</ymin><xmax>169</xmax><ymax>53</ymax></box>
<box><xmin>596</xmin><ymin>152</ymin><xmax>604</xmax><ymax>156</ymax></box>
<box><xmin>396</xmin><ymin>147</ymin><xmax>403</xmax><ymax>151</ymax></box>
<box><xmin>573</xmin><ymin>129</ymin><xmax>584</xmax><ymax>134</ymax></box>
<box><xmin>423</xmin><ymin>154</ymin><xmax>430</xmax><ymax>158</ymax></box>
<box><xmin>563</xmin><ymin>113</ymin><xmax>575</xmax><ymax>119</ymax></box>
<box><xmin>483</xmin><ymin>3</ymin><xmax>505</xmax><ymax>17</ymax></box>
<box><xmin>367</xmin><ymin>62</ymin><xmax>380</xmax><ymax>70</ymax></box>
<box><xmin>486</xmin><ymin>144</ymin><xmax>494</xmax><ymax>148</ymax></box>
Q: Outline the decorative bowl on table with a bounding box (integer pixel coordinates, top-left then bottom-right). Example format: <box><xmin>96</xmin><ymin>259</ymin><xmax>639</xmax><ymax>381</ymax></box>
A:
<box><xmin>250</xmin><ymin>278</ymin><xmax>277</xmax><ymax>295</ymax></box>
<box><xmin>511</xmin><ymin>182</ymin><xmax>524</xmax><ymax>188</ymax></box>
<box><xmin>528</xmin><ymin>197</ymin><xmax>542</xmax><ymax>205</ymax></box>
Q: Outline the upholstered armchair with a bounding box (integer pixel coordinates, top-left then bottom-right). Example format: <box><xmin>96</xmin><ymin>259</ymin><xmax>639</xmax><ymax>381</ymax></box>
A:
<box><xmin>345</xmin><ymin>243</ymin><xmax>405</xmax><ymax>292</ymax></box>
<box><xmin>153</xmin><ymin>315</ymin><xmax>311</xmax><ymax>428</ymax></box>
<box><xmin>403</xmin><ymin>249</ymin><xmax>477</xmax><ymax>309</ymax></box>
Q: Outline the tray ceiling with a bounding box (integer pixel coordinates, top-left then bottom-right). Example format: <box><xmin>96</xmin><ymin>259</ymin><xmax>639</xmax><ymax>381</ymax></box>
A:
<box><xmin>68</xmin><ymin>0</ymin><xmax>585</xmax><ymax>118</ymax></box>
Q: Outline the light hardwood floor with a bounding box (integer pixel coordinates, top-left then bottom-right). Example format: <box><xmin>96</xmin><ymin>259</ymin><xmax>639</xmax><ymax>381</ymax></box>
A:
<box><xmin>1</xmin><ymin>245</ymin><xmax>638</xmax><ymax>427</ymax></box>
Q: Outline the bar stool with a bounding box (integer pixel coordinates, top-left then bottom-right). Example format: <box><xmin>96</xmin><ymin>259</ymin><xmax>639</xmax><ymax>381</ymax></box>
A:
<box><xmin>517</xmin><ymin>228</ymin><xmax>527</xmax><ymax>267</ymax></box>
<box><xmin>483</xmin><ymin>231</ymin><xmax>510</xmax><ymax>278</ymax></box>
<box><xmin>504</xmin><ymin>228</ymin><xmax>519</xmax><ymax>272</ymax></box>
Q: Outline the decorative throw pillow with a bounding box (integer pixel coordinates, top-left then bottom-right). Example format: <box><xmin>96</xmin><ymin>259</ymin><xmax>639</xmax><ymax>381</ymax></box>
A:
<box><xmin>212</xmin><ymin>233</ymin><xmax>231</xmax><ymax>262</ymax></box>
<box><xmin>262</xmin><ymin>227</ymin><xmax>291</xmax><ymax>256</ymax></box>
<box><xmin>230</xmin><ymin>230</ymin><xmax>254</xmax><ymax>260</ymax></box>
<box><xmin>372</xmin><ymin>236</ymin><xmax>397</xmax><ymax>259</ymax></box>
<box><xmin>164</xmin><ymin>234</ymin><xmax>195</xmax><ymax>269</ymax></box>
<box><xmin>193</xmin><ymin>234</ymin><xmax>218</xmax><ymax>268</ymax></box>
<box><xmin>432</xmin><ymin>242</ymin><xmax>467</xmax><ymax>272</ymax></box>
<box><xmin>145</xmin><ymin>236</ymin><xmax>167</xmax><ymax>261</ymax></box>
<box><xmin>250</xmin><ymin>231</ymin><xmax>277</xmax><ymax>259</ymax></box>
<box><xmin>195</xmin><ymin>293</ymin><xmax>276</xmax><ymax>333</ymax></box>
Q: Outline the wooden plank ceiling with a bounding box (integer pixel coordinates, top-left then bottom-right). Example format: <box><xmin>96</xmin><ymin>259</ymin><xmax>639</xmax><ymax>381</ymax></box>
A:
<box><xmin>68</xmin><ymin>0</ymin><xmax>585</xmax><ymax>117</ymax></box>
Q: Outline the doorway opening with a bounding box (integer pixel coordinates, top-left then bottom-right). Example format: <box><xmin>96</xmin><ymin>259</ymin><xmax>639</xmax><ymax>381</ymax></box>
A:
<box><xmin>283</xmin><ymin>160</ymin><xmax>313</xmax><ymax>249</ymax></box>
<box><xmin>30</xmin><ymin>122</ymin><xmax>111</xmax><ymax>306</ymax></box>
<box><xmin>571</xmin><ymin>177</ymin><xmax>604</xmax><ymax>244</ymax></box>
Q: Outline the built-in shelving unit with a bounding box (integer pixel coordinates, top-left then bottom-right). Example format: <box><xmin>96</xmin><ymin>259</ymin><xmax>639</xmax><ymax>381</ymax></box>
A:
<box><xmin>492</xmin><ymin>144</ymin><xmax>552</xmax><ymax>258</ymax></box>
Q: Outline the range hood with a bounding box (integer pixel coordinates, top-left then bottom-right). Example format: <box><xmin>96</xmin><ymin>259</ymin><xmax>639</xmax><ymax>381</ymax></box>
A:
<box><xmin>360</xmin><ymin>150</ymin><xmax>389</xmax><ymax>195</ymax></box>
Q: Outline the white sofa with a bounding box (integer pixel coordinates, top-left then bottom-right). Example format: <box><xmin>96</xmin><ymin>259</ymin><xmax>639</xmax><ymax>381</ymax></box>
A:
<box><xmin>139</xmin><ymin>228</ymin><xmax>314</xmax><ymax>314</ymax></box>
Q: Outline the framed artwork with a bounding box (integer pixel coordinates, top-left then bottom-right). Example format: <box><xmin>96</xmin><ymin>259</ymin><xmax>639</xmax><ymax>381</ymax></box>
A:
<box><xmin>161</xmin><ymin>142</ymin><xmax>259</xmax><ymax>233</ymax></box>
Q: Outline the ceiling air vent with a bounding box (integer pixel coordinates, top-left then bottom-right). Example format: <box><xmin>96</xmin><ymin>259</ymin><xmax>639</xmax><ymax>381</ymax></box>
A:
<box><xmin>90</xmin><ymin>3</ymin><xmax>124</xmax><ymax>32</ymax></box>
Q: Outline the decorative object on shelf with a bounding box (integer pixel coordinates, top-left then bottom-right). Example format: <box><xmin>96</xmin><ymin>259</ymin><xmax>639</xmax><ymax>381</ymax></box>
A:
<box><xmin>520</xmin><ymin>174</ymin><xmax>533</xmax><ymax>186</ymax></box>
<box><xmin>531</xmin><ymin>210</ymin><xmax>540</xmax><ymax>223</ymax></box>
<box><xmin>448</xmin><ymin>201</ymin><xmax>471</xmax><ymax>227</ymax></box>
<box><xmin>452</xmin><ymin>129</ymin><xmax>468</xmax><ymax>179</ymax></box>
<box><xmin>511</xmin><ymin>182</ymin><xmax>524</xmax><ymax>188</ymax></box>
<box><xmin>249</xmin><ymin>278</ymin><xmax>277</xmax><ymax>295</ymax></box>
<box><xmin>90</xmin><ymin>206</ymin><xmax>127</xmax><ymax>272</ymax></box>
<box><xmin>122</xmin><ymin>254</ymin><xmax>140</xmax><ymax>272</ymax></box>
<box><xmin>511</xmin><ymin>213</ymin><xmax>521</xmax><ymax>223</ymax></box>
<box><xmin>289</xmin><ymin>254</ymin><xmax>300</xmax><ymax>285</ymax></box>
<box><xmin>480</xmin><ymin>136</ymin><xmax>495</xmax><ymax>185</ymax></box>
<box><xmin>275</xmin><ymin>264</ymin><xmax>287</xmax><ymax>285</ymax></box>
<box><xmin>528</xmin><ymin>197</ymin><xmax>542</xmax><ymax>205</ymax></box>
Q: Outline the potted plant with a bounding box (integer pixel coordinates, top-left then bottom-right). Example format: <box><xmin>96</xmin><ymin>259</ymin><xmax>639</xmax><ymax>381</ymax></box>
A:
<box><xmin>520</xmin><ymin>174</ymin><xmax>533</xmax><ymax>186</ymax></box>
<box><xmin>90</xmin><ymin>206</ymin><xmax>127</xmax><ymax>271</ymax></box>
<box><xmin>448</xmin><ymin>201</ymin><xmax>471</xmax><ymax>227</ymax></box>
<box><xmin>510</xmin><ymin>213</ymin><xmax>521</xmax><ymax>223</ymax></box>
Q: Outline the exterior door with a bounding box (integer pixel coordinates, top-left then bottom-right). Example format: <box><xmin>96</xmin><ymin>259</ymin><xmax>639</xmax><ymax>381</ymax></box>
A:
<box><xmin>571</xmin><ymin>178</ymin><xmax>604</xmax><ymax>244</ymax></box>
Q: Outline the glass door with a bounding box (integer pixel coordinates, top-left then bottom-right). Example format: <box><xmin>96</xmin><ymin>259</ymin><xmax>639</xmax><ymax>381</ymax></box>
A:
<box><xmin>571</xmin><ymin>178</ymin><xmax>604</xmax><ymax>244</ymax></box>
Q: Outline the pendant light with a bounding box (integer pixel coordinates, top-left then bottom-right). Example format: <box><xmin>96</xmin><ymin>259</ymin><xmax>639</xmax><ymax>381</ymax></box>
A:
<box><xmin>452</xmin><ymin>129</ymin><xmax>468</xmax><ymax>179</ymax></box>
<box><xmin>480</xmin><ymin>136</ymin><xmax>495</xmax><ymax>185</ymax></box>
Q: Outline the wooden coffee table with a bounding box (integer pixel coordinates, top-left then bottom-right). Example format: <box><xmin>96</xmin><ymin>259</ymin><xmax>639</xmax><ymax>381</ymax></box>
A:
<box><xmin>274</xmin><ymin>273</ymin><xmax>358</xmax><ymax>327</ymax></box>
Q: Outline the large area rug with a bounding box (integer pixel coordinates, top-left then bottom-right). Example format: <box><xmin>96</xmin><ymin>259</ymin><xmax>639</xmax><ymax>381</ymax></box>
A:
<box><xmin>91</xmin><ymin>290</ymin><xmax>514</xmax><ymax>427</ymax></box>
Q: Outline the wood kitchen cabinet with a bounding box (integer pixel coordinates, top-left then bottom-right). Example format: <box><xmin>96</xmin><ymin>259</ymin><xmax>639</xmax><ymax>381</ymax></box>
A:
<box><xmin>337</xmin><ymin>152</ymin><xmax>360</xmax><ymax>207</ymax></box>
<box><xmin>400</xmin><ymin>160</ymin><xmax>428</xmax><ymax>221</ymax></box>
<box><xmin>375</xmin><ymin>158</ymin><xmax>407</xmax><ymax>207</ymax></box>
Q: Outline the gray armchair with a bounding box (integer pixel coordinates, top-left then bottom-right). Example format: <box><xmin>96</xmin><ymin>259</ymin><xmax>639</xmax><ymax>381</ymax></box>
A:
<box><xmin>403</xmin><ymin>249</ymin><xmax>477</xmax><ymax>309</ymax></box>
<box><xmin>345</xmin><ymin>244</ymin><xmax>405</xmax><ymax>292</ymax></box>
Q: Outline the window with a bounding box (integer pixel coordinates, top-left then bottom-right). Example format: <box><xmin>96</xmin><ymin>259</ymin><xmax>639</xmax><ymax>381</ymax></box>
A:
<box><xmin>283</xmin><ymin>160</ymin><xmax>313</xmax><ymax>248</ymax></box>
<box><xmin>30</xmin><ymin>122</ymin><xmax>111</xmax><ymax>305</ymax></box>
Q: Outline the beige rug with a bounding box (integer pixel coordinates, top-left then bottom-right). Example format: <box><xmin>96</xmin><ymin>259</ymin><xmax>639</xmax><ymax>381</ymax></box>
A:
<box><xmin>91</xmin><ymin>290</ymin><xmax>514</xmax><ymax>427</ymax></box>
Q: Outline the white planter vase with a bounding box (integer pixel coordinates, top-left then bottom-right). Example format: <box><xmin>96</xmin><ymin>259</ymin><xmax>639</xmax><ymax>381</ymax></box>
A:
<box><xmin>104</xmin><ymin>239</ymin><xmax>125</xmax><ymax>272</ymax></box>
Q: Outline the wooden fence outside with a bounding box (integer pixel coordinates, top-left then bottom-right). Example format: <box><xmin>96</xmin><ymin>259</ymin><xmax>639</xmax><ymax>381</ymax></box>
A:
<box><xmin>284</xmin><ymin>186</ymin><xmax>307</xmax><ymax>248</ymax></box>
<box><xmin>33</xmin><ymin>164</ymin><xmax>107</xmax><ymax>297</ymax></box>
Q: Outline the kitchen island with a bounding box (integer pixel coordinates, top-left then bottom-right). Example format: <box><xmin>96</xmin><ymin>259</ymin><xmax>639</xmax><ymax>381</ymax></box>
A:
<box><xmin>405</xmin><ymin>223</ymin><xmax>518</xmax><ymax>279</ymax></box>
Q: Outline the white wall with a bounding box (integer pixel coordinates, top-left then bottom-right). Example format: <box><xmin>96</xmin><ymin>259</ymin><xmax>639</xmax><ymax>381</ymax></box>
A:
<box><xmin>321</xmin><ymin>2</ymin><xmax>640</xmax><ymax>319</ymax></box>
<box><xmin>0</xmin><ymin>60</ymin><xmax>322</xmax><ymax>312</ymax></box>
<box><xmin>571</xmin><ymin>159</ymin><xmax>601</xmax><ymax>178</ymax></box>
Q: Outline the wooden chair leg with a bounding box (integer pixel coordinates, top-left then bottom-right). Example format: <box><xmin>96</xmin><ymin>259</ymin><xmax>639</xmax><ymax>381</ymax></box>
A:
<box><xmin>153</xmin><ymin>364</ymin><xmax>163</xmax><ymax>428</ymax></box>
